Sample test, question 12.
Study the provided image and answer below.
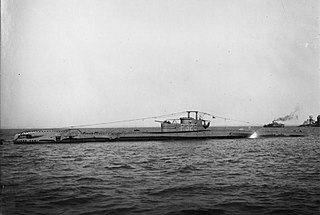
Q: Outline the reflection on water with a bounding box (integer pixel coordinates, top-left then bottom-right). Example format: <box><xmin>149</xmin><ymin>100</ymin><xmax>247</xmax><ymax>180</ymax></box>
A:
<box><xmin>1</xmin><ymin>128</ymin><xmax>319</xmax><ymax>215</ymax></box>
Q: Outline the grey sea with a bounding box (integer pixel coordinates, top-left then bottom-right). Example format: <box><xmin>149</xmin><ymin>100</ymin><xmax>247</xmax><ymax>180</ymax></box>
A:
<box><xmin>1</xmin><ymin>127</ymin><xmax>319</xmax><ymax>215</ymax></box>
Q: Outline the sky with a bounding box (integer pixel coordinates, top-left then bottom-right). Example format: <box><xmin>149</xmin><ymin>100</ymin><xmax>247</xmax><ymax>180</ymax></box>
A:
<box><xmin>1</xmin><ymin>0</ymin><xmax>319</xmax><ymax>128</ymax></box>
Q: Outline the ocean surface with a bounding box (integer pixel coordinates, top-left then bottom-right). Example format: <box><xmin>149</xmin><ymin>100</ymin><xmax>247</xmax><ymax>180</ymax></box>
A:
<box><xmin>1</xmin><ymin>127</ymin><xmax>319</xmax><ymax>215</ymax></box>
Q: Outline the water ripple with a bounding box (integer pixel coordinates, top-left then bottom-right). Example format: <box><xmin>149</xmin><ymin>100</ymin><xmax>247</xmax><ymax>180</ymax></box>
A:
<box><xmin>1</xmin><ymin>128</ymin><xmax>319</xmax><ymax>215</ymax></box>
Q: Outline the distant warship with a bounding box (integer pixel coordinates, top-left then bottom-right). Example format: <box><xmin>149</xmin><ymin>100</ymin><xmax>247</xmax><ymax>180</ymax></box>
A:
<box><xmin>299</xmin><ymin>115</ymin><xmax>320</xmax><ymax>127</ymax></box>
<box><xmin>263</xmin><ymin>120</ymin><xmax>285</xmax><ymax>128</ymax></box>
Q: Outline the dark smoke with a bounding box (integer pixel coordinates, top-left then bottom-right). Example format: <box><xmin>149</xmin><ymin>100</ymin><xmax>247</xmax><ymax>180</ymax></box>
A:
<box><xmin>275</xmin><ymin>106</ymin><xmax>300</xmax><ymax>122</ymax></box>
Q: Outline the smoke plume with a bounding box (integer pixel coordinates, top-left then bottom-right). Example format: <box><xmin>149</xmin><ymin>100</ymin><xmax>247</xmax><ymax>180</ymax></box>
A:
<box><xmin>275</xmin><ymin>106</ymin><xmax>300</xmax><ymax>121</ymax></box>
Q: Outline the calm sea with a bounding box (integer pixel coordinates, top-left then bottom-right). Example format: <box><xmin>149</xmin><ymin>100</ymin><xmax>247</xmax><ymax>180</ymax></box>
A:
<box><xmin>1</xmin><ymin>127</ymin><xmax>319</xmax><ymax>215</ymax></box>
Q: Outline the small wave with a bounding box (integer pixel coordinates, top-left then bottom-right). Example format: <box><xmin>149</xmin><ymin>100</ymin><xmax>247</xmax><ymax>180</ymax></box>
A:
<box><xmin>62</xmin><ymin>156</ymin><xmax>73</xmax><ymax>159</ymax></box>
<box><xmin>151</xmin><ymin>184</ymin><xmax>208</xmax><ymax>196</ymax></box>
<box><xmin>84</xmin><ymin>148</ymin><xmax>95</xmax><ymax>152</ymax></box>
<box><xmin>52</xmin><ymin>175</ymin><xmax>77</xmax><ymax>180</ymax></box>
<box><xmin>166</xmin><ymin>208</ymin><xmax>225</xmax><ymax>215</ymax></box>
<box><xmin>51</xmin><ymin>196</ymin><xmax>94</xmax><ymax>206</ymax></box>
<box><xmin>2</xmin><ymin>155</ymin><xmax>23</xmax><ymax>159</ymax></box>
<box><xmin>133</xmin><ymin>159</ymin><xmax>149</xmax><ymax>164</ymax></box>
<box><xmin>61</xmin><ymin>168</ymin><xmax>73</xmax><ymax>171</ymax></box>
<box><xmin>160</xmin><ymin>157</ymin><xmax>175</xmax><ymax>161</ymax></box>
<box><xmin>104</xmin><ymin>164</ymin><xmax>135</xmax><ymax>170</ymax></box>
<box><xmin>78</xmin><ymin>185</ymin><xmax>111</xmax><ymax>192</ymax></box>
<box><xmin>39</xmin><ymin>186</ymin><xmax>74</xmax><ymax>194</ymax></box>
<box><xmin>77</xmin><ymin>206</ymin><xmax>137</xmax><ymax>215</ymax></box>
<box><xmin>176</xmin><ymin>164</ymin><xmax>199</xmax><ymax>173</ymax></box>
<box><xmin>266</xmin><ymin>209</ymin><xmax>297</xmax><ymax>215</ymax></box>
<box><xmin>77</xmin><ymin>177</ymin><xmax>104</xmax><ymax>182</ymax></box>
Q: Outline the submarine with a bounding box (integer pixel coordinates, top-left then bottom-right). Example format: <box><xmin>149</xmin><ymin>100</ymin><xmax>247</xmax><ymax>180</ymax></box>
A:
<box><xmin>13</xmin><ymin>111</ymin><xmax>254</xmax><ymax>144</ymax></box>
<box><xmin>13</xmin><ymin>111</ymin><xmax>306</xmax><ymax>144</ymax></box>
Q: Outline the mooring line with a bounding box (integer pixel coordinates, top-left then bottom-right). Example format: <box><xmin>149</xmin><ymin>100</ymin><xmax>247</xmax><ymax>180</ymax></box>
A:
<box><xmin>64</xmin><ymin>111</ymin><xmax>187</xmax><ymax>128</ymax></box>
<box><xmin>58</xmin><ymin>110</ymin><xmax>264</xmax><ymax>129</ymax></box>
<box><xmin>200</xmin><ymin>112</ymin><xmax>263</xmax><ymax>126</ymax></box>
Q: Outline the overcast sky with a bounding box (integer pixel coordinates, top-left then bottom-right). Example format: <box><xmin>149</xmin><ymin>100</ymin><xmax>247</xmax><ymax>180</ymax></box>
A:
<box><xmin>1</xmin><ymin>0</ymin><xmax>319</xmax><ymax>128</ymax></box>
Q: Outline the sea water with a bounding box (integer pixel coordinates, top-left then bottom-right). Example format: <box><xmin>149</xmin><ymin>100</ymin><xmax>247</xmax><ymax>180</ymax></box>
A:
<box><xmin>1</xmin><ymin>127</ymin><xmax>319</xmax><ymax>215</ymax></box>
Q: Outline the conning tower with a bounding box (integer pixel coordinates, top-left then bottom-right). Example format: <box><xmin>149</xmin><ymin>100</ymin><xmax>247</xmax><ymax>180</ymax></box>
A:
<box><xmin>160</xmin><ymin>111</ymin><xmax>210</xmax><ymax>132</ymax></box>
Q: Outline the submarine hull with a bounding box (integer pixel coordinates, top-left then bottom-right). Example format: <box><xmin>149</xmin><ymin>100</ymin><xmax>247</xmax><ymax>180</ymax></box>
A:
<box><xmin>13</xmin><ymin>127</ymin><xmax>306</xmax><ymax>144</ymax></box>
<box><xmin>13</xmin><ymin>129</ymin><xmax>253</xmax><ymax>144</ymax></box>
